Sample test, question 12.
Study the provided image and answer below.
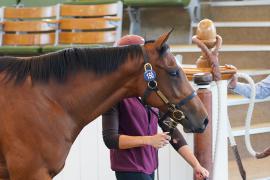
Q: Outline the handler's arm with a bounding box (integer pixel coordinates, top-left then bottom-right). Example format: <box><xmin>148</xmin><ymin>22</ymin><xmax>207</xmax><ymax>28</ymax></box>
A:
<box><xmin>158</xmin><ymin>119</ymin><xmax>199</xmax><ymax>167</ymax></box>
<box><xmin>158</xmin><ymin>120</ymin><xmax>200</xmax><ymax>168</ymax></box>
<box><xmin>102</xmin><ymin>105</ymin><xmax>164</xmax><ymax>149</ymax></box>
<box><xmin>158</xmin><ymin>118</ymin><xmax>187</xmax><ymax>151</ymax></box>
<box><xmin>158</xmin><ymin>119</ymin><xmax>209</xmax><ymax>179</ymax></box>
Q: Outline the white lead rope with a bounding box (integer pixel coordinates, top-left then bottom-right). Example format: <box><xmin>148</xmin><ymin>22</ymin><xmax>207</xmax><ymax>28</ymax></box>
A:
<box><xmin>236</xmin><ymin>73</ymin><xmax>256</xmax><ymax>157</ymax></box>
<box><xmin>213</xmin><ymin>73</ymin><xmax>256</xmax><ymax>179</ymax></box>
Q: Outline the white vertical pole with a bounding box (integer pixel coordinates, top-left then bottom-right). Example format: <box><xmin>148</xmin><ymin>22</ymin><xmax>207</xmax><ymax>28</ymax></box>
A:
<box><xmin>212</xmin><ymin>81</ymin><xmax>228</xmax><ymax>180</ymax></box>
<box><xmin>157</xmin><ymin>125</ymin><xmax>171</xmax><ymax>180</ymax></box>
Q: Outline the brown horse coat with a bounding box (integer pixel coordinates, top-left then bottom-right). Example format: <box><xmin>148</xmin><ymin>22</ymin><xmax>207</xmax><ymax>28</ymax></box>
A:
<box><xmin>0</xmin><ymin>32</ymin><xmax>208</xmax><ymax>179</ymax></box>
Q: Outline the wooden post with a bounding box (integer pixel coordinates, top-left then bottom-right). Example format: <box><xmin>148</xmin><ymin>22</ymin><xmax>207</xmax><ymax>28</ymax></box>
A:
<box><xmin>193</xmin><ymin>73</ymin><xmax>213</xmax><ymax>180</ymax></box>
<box><xmin>184</xmin><ymin>18</ymin><xmax>236</xmax><ymax>180</ymax></box>
<box><xmin>193</xmin><ymin>19</ymin><xmax>217</xmax><ymax>179</ymax></box>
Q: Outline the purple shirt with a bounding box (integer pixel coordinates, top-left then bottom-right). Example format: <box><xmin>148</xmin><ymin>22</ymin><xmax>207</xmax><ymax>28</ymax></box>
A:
<box><xmin>110</xmin><ymin>98</ymin><xmax>158</xmax><ymax>174</ymax></box>
<box><xmin>102</xmin><ymin>97</ymin><xmax>187</xmax><ymax>174</ymax></box>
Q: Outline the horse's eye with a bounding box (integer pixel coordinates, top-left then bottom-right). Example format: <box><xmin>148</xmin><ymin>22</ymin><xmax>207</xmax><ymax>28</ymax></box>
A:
<box><xmin>168</xmin><ymin>70</ymin><xmax>180</xmax><ymax>77</ymax></box>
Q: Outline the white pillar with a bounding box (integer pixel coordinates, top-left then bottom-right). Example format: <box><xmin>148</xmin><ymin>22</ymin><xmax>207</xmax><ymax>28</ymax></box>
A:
<box><xmin>212</xmin><ymin>80</ymin><xmax>228</xmax><ymax>180</ymax></box>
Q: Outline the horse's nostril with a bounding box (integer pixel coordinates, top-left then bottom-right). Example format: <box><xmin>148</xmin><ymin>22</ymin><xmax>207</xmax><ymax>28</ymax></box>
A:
<box><xmin>197</xmin><ymin>118</ymin><xmax>209</xmax><ymax>133</ymax></box>
<box><xmin>204</xmin><ymin>118</ymin><xmax>209</xmax><ymax>127</ymax></box>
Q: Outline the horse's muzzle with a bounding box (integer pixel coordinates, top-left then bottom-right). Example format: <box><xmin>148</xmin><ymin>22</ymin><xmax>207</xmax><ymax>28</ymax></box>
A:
<box><xmin>184</xmin><ymin>117</ymin><xmax>208</xmax><ymax>133</ymax></box>
<box><xmin>196</xmin><ymin>117</ymin><xmax>209</xmax><ymax>133</ymax></box>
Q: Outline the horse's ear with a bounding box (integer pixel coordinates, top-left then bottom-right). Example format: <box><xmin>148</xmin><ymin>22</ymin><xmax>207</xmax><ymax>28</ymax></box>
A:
<box><xmin>155</xmin><ymin>28</ymin><xmax>174</xmax><ymax>50</ymax></box>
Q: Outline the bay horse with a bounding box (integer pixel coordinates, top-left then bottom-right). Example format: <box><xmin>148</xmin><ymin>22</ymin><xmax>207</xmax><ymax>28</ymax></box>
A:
<box><xmin>0</xmin><ymin>31</ymin><xmax>208</xmax><ymax>179</ymax></box>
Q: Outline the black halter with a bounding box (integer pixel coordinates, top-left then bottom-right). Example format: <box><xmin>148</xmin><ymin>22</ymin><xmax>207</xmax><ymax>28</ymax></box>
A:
<box><xmin>140</xmin><ymin>46</ymin><xmax>197</xmax><ymax>127</ymax></box>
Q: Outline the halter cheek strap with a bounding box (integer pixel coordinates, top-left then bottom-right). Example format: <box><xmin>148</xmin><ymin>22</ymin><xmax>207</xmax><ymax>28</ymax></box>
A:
<box><xmin>140</xmin><ymin>46</ymin><xmax>197</xmax><ymax>127</ymax></box>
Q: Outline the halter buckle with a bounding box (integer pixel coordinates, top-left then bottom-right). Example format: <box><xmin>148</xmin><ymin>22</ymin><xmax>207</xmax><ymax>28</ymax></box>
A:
<box><xmin>144</xmin><ymin>63</ymin><xmax>156</xmax><ymax>82</ymax></box>
<box><xmin>172</xmin><ymin>109</ymin><xmax>185</xmax><ymax>121</ymax></box>
<box><xmin>163</xmin><ymin>118</ymin><xmax>178</xmax><ymax>129</ymax></box>
<box><xmin>168</xmin><ymin>104</ymin><xmax>185</xmax><ymax>122</ymax></box>
<box><xmin>148</xmin><ymin>81</ymin><xmax>157</xmax><ymax>90</ymax></box>
<box><xmin>144</xmin><ymin>63</ymin><xmax>152</xmax><ymax>71</ymax></box>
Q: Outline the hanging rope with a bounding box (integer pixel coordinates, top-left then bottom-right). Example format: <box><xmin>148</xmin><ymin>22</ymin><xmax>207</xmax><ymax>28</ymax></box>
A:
<box><xmin>226</xmin><ymin>89</ymin><xmax>246</xmax><ymax>180</ymax></box>
<box><xmin>236</xmin><ymin>73</ymin><xmax>270</xmax><ymax>159</ymax></box>
<box><xmin>214</xmin><ymin>77</ymin><xmax>247</xmax><ymax>180</ymax></box>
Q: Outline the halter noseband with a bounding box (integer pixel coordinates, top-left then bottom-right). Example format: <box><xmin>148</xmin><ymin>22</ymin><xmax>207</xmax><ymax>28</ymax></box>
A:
<box><xmin>141</xmin><ymin>46</ymin><xmax>197</xmax><ymax>127</ymax></box>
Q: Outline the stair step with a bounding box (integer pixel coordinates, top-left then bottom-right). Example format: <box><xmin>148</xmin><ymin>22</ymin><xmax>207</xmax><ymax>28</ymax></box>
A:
<box><xmin>228</xmin><ymin>94</ymin><xmax>270</xmax><ymax>106</ymax></box>
<box><xmin>191</xmin><ymin>22</ymin><xmax>270</xmax><ymax>44</ymax></box>
<box><xmin>255</xmin><ymin>177</ymin><xmax>270</xmax><ymax>180</ymax></box>
<box><xmin>171</xmin><ymin>44</ymin><xmax>270</xmax><ymax>52</ymax></box>
<box><xmin>202</xmin><ymin>0</ymin><xmax>270</xmax><ymax>22</ymax></box>
<box><xmin>171</xmin><ymin>45</ymin><xmax>270</xmax><ymax>69</ymax></box>
<box><xmin>210</xmin><ymin>1</ymin><xmax>270</xmax><ymax>6</ymax></box>
<box><xmin>207</xmin><ymin>22</ymin><xmax>270</xmax><ymax>27</ymax></box>
<box><xmin>231</xmin><ymin>122</ymin><xmax>270</xmax><ymax>137</ymax></box>
<box><xmin>228</xmin><ymin>99</ymin><xmax>270</xmax><ymax>127</ymax></box>
<box><xmin>228</xmin><ymin>133</ymin><xmax>270</xmax><ymax>160</ymax></box>
<box><xmin>237</xmin><ymin>69</ymin><xmax>270</xmax><ymax>76</ymax></box>
<box><xmin>228</xmin><ymin>156</ymin><xmax>270</xmax><ymax>180</ymax></box>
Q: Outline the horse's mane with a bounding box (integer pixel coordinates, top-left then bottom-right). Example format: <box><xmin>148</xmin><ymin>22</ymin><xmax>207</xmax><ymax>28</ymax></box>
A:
<box><xmin>0</xmin><ymin>45</ymin><xmax>142</xmax><ymax>84</ymax></box>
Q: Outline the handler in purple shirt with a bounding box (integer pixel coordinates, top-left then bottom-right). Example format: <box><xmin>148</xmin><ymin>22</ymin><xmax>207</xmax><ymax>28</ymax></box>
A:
<box><xmin>102</xmin><ymin>35</ymin><xmax>209</xmax><ymax>180</ymax></box>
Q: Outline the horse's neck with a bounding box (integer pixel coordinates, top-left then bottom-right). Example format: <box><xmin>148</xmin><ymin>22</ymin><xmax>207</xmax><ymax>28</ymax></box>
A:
<box><xmin>51</xmin><ymin>59</ymin><xmax>143</xmax><ymax>128</ymax></box>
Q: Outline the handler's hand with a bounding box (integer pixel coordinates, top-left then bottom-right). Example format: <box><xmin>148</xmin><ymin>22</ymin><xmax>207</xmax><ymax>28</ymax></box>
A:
<box><xmin>225</xmin><ymin>64</ymin><xmax>238</xmax><ymax>89</ymax></box>
<box><xmin>147</xmin><ymin>132</ymin><xmax>171</xmax><ymax>149</ymax></box>
<box><xmin>194</xmin><ymin>165</ymin><xmax>209</xmax><ymax>180</ymax></box>
<box><xmin>228</xmin><ymin>74</ymin><xmax>237</xmax><ymax>89</ymax></box>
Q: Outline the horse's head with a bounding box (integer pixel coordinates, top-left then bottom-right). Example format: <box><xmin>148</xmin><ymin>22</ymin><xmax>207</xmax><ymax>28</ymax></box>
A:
<box><xmin>139</xmin><ymin>30</ymin><xmax>208</xmax><ymax>133</ymax></box>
